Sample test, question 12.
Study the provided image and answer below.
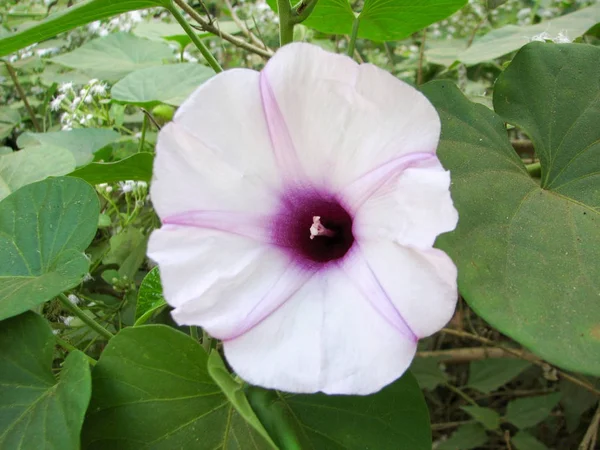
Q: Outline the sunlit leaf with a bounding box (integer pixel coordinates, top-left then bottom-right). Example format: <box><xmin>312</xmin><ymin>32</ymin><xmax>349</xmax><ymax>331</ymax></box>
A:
<box><xmin>135</xmin><ymin>267</ymin><xmax>167</xmax><ymax>325</ymax></box>
<box><xmin>69</xmin><ymin>152</ymin><xmax>154</xmax><ymax>184</ymax></box>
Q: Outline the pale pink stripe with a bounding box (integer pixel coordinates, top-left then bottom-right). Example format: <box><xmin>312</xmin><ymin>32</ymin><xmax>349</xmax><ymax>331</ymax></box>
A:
<box><xmin>220</xmin><ymin>264</ymin><xmax>314</xmax><ymax>341</ymax></box>
<box><xmin>339</xmin><ymin>152</ymin><xmax>435</xmax><ymax>213</ymax></box>
<box><xmin>340</xmin><ymin>248</ymin><xmax>418</xmax><ymax>342</ymax></box>
<box><xmin>259</xmin><ymin>71</ymin><xmax>305</xmax><ymax>182</ymax></box>
<box><xmin>162</xmin><ymin>210</ymin><xmax>273</xmax><ymax>244</ymax></box>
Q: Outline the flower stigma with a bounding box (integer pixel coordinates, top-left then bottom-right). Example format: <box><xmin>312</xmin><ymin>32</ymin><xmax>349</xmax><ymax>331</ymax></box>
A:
<box><xmin>309</xmin><ymin>216</ymin><xmax>336</xmax><ymax>240</ymax></box>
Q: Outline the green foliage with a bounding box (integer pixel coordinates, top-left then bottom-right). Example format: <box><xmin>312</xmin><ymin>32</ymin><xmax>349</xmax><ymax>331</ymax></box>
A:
<box><xmin>0</xmin><ymin>0</ymin><xmax>171</xmax><ymax>57</ymax></box>
<box><xmin>511</xmin><ymin>431</ymin><xmax>549</xmax><ymax>450</ymax></box>
<box><xmin>436</xmin><ymin>423</ymin><xmax>488</xmax><ymax>450</ymax></box>
<box><xmin>82</xmin><ymin>325</ymin><xmax>279</xmax><ymax>449</ymax></box>
<box><xmin>247</xmin><ymin>373</ymin><xmax>431</xmax><ymax>450</ymax></box>
<box><xmin>505</xmin><ymin>393</ymin><xmax>562</xmax><ymax>429</ymax></box>
<box><xmin>69</xmin><ymin>153</ymin><xmax>154</xmax><ymax>184</ymax></box>
<box><xmin>135</xmin><ymin>267</ymin><xmax>167</xmax><ymax>324</ymax></box>
<box><xmin>0</xmin><ymin>107</ymin><xmax>21</xmax><ymax>140</ymax></box>
<box><xmin>112</xmin><ymin>63</ymin><xmax>215</xmax><ymax>107</ymax></box>
<box><xmin>0</xmin><ymin>177</ymin><xmax>99</xmax><ymax>320</ymax></box>
<box><xmin>461</xmin><ymin>405</ymin><xmax>501</xmax><ymax>430</ymax></box>
<box><xmin>467</xmin><ymin>358</ymin><xmax>531</xmax><ymax>393</ymax></box>
<box><xmin>51</xmin><ymin>32</ymin><xmax>175</xmax><ymax>81</ymax></box>
<box><xmin>0</xmin><ymin>312</ymin><xmax>92</xmax><ymax>449</ymax></box>
<box><xmin>423</xmin><ymin>42</ymin><xmax>600</xmax><ymax>376</ymax></box>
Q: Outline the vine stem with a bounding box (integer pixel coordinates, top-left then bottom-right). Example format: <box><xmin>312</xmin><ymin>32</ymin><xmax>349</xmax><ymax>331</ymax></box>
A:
<box><xmin>167</xmin><ymin>3</ymin><xmax>223</xmax><ymax>73</ymax></box>
<box><xmin>55</xmin><ymin>336</ymin><xmax>97</xmax><ymax>366</ymax></box>
<box><xmin>5</xmin><ymin>62</ymin><xmax>41</xmax><ymax>132</ymax></box>
<box><xmin>277</xmin><ymin>0</ymin><xmax>294</xmax><ymax>46</ymax></box>
<box><xmin>347</xmin><ymin>17</ymin><xmax>360</xmax><ymax>57</ymax></box>
<box><xmin>58</xmin><ymin>293</ymin><xmax>114</xmax><ymax>341</ymax></box>
<box><xmin>441</xmin><ymin>327</ymin><xmax>600</xmax><ymax>397</ymax></box>
<box><xmin>172</xmin><ymin>0</ymin><xmax>272</xmax><ymax>58</ymax></box>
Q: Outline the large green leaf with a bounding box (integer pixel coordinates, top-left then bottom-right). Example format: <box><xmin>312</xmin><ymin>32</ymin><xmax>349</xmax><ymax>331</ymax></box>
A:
<box><xmin>112</xmin><ymin>63</ymin><xmax>214</xmax><ymax>108</ymax></box>
<box><xmin>0</xmin><ymin>107</ymin><xmax>21</xmax><ymax>140</ymax></box>
<box><xmin>422</xmin><ymin>42</ymin><xmax>600</xmax><ymax>375</ymax></box>
<box><xmin>82</xmin><ymin>325</ymin><xmax>275</xmax><ymax>449</ymax></box>
<box><xmin>505</xmin><ymin>393</ymin><xmax>562</xmax><ymax>429</ymax></box>
<box><xmin>247</xmin><ymin>372</ymin><xmax>431</xmax><ymax>450</ymax></box>
<box><xmin>135</xmin><ymin>267</ymin><xmax>167</xmax><ymax>325</ymax></box>
<box><xmin>0</xmin><ymin>312</ymin><xmax>92</xmax><ymax>448</ymax></box>
<box><xmin>0</xmin><ymin>177</ymin><xmax>99</xmax><ymax>320</ymax></box>
<box><xmin>69</xmin><ymin>152</ymin><xmax>154</xmax><ymax>184</ymax></box>
<box><xmin>51</xmin><ymin>32</ymin><xmax>174</xmax><ymax>81</ymax></box>
<box><xmin>269</xmin><ymin>0</ymin><xmax>466</xmax><ymax>42</ymax></box>
<box><xmin>18</xmin><ymin>128</ymin><xmax>120</xmax><ymax>166</ymax></box>
<box><xmin>426</xmin><ymin>3</ymin><xmax>600</xmax><ymax>66</ymax></box>
<box><xmin>0</xmin><ymin>0</ymin><xmax>171</xmax><ymax>57</ymax></box>
<box><xmin>0</xmin><ymin>145</ymin><xmax>76</xmax><ymax>201</ymax></box>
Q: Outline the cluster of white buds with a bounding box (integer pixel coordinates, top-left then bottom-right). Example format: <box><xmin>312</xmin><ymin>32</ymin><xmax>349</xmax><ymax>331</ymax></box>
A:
<box><xmin>530</xmin><ymin>30</ymin><xmax>572</xmax><ymax>44</ymax></box>
<box><xmin>50</xmin><ymin>79</ymin><xmax>110</xmax><ymax>130</ymax></box>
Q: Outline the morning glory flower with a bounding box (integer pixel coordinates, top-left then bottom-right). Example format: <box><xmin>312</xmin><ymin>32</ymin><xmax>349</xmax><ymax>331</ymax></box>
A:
<box><xmin>148</xmin><ymin>43</ymin><xmax>458</xmax><ymax>395</ymax></box>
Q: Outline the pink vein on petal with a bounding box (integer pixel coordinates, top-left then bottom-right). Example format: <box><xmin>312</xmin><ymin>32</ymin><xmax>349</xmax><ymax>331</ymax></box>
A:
<box><xmin>340</xmin><ymin>248</ymin><xmax>418</xmax><ymax>342</ymax></box>
<box><xmin>162</xmin><ymin>210</ymin><xmax>274</xmax><ymax>244</ymax></box>
<box><xmin>259</xmin><ymin>70</ymin><xmax>304</xmax><ymax>181</ymax></box>
<box><xmin>339</xmin><ymin>152</ymin><xmax>436</xmax><ymax>213</ymax></box>
<box><xmin>220</xmin><ymin>264</ymin><xmax>314</xmax><ymax>341</ymax></box>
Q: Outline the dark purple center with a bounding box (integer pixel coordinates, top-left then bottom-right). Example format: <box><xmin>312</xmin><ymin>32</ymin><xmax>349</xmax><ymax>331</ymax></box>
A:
<box><xmin>272</xmin><ymin>189</ymin><xmax>355</xmax><ymax>265</ymax></box>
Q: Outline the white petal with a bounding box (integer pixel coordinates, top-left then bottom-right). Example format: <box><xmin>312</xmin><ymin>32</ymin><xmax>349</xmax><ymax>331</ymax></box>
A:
<box><xmin>360</xmin><ymin>241</ymin><xmax>458</xmax><ymax>339</ymax></box>
<box><xmin>353</xmin><ymin>157</ymin><xmax>459</xmax><ymax>249</ymax></box>
<box><xmin>223</xmin><ymin>263</ymin><xmax>417</xmax><ymax>395</ymax></box>
<box><xmin>261</xmin><ymin>43</ymin><xmax>440</xmax><ymax>190</ymax></box>
<box><xmin>151</xmin><ymin>123</ymin><xmax>278</xmax><ymax>219</ymax></box>
<box><xmin>151</xmin><ymin>69</ymin><xmax>280</xmax><ymax>219</ymax></box>
<box><xmin>148</xmin><ymin>226</ymin><xmax>308</xmax><ymax>340</ymax></box>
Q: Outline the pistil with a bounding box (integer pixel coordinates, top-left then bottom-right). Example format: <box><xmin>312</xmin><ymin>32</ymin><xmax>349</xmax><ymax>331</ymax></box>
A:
<box><xmin>309</xmin><ymin>216</ymin><xmax>336</xmax><ymax>240</ymax></box>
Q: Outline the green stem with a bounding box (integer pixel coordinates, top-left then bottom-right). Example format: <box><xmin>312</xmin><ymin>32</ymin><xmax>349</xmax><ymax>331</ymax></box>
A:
<box><xmin>138</xmin><ymin>113</ymin><xmax>148</xmax><ymax>153</ymax></box>
<box><xmin>167</xmin><ymin>3</ymin><xmax>223</xmax><ymax>73</ymax></box>
<box><xmin>526</xmin><ymin>161</ymin><xmax>541</xmax><ymax>177</ymax></box>
<box><xmin>5</xmin><ymin>62</ymin><xmax>41</xmax><ymax>132</ymax></box>
<box><xmin>190</xmin><ymin>326</ymin><xmax>199</xmax><ymax>341</ymax></box>
<box><xmin>55</xmin><ymin>336</ymin><xmax>97</xmax><ymax>366</ymax></box>
<box><xmin>277</xmin><ymin>0</ymin><xmax>294</xmax><ymax>46</ymax></box>
<box><xmin>445</xmin><ymin>383</ymin><xmax>478</xmax><ymax>406</ymax></box>
<box><xmin>290</xmin><ymin>0</ymin><xmax>319</xmax><ymax>24</ymax></box>
<box><xmin>347</xmin><ymin>17</ymin><xmax>360</xmax><ymax>57</ymax></box>
<box><xmin>58</xmin><ymin>294</ymin><xmax>114</xmax><ymax>340</ymax></box>
<box><xmin>202</xmin><ymin>329</ymin><xmax>212</xmax><ymax>353</ymax></box>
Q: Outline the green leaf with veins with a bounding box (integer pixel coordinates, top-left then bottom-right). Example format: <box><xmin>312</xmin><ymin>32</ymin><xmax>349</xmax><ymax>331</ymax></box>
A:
<box><xmin>69</xmin><ymin>152</ymin><xmax>154</xmax><ymax>184</ymax></box>
<box><xmin>112</xmin><ymin>63</ymin><xmax>215</xmax><ymax>108</ymax></box>
<box><xmin>0</xmin><ymin>145</ymin><xmax>76</xmax><ymax>201</ymax></box>
<box><xmin>17</xmin><ymin>129</ymin><xmax>120</xmax><ymax>167</ymax></box>
<box><xmin>135</xmin><ymin>267</ymin><xmax>167</xmax><ymax>324</ymax></box>
<box><xmin>268</xmin><ymin>0</ymin><xmax>466</xmax><ymax>42</ymax></box>
<box><xmin>246</xmin><ymin>372</ymin><xmax>431</xmax><ymax>450</ymax></box>
<box><xmin>51</xmin><ymin>32</ymin><xmax>174</xmax><ymax>81</ymax></box>
<box><xmin>0</xmin><ymin>312</ymin><xmax>92</xmax><ymax>449</ymax></box>
<box><xmin>0</xmin><ymin>177</ymin><xmax>99</xmax><ymax>321</ymax></box>
<box><xmin>82</xmin><ymin>325</ymin><xmax>276</xmax><ymax>449</ymax></box>
<box><xmin>0</xmin><ymin>0</ymin><xmax>171</xmax><ymax>57</ymax></box>
<box><xmin>422</xmin><ymin>42</ymin><xmax>600</xmax><ymax>376</ymax></box>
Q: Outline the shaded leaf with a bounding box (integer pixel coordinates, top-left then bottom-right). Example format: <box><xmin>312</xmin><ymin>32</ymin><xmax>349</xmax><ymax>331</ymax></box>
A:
<box><xmin>436</xmin><ymin>423</ymin><xmax>487</xmax><ymax>450</ymax></box>
<box><xmin>512</xmin><ymin>431</ymin><xmax>549</xmax><ymax>450</ymax></box>
<box><xmin>82</xmin><ymin>325</ymin><xmax>275</xmax><ymax>449</ymax></box>
<box><xmin>0</xmin><ymin>312</ymin><xmax>91</xmax><ymax>449</ymax></box>
<box><xmin>467</xmin><ymin>359</ymin><xmax>531</xmax><ymax>393</ymax></box>
<box><xmin>0</xmin><ymin>177</ymin><xmax>99</xmax><ymax>320</ymax></box>
<box><xmin>410</xmin><ymin>358</ymin><xmax>448</xmax><ymax>390</ymax></box>
<box><xmin>461</xmin><ymin>406</ymin><xmax>500</xmax><ymax>430</ymax></box>
<box><xmin>505</xmin><ymin>393</ymin><xmax>562</xmax><ymax>429</ymax></box>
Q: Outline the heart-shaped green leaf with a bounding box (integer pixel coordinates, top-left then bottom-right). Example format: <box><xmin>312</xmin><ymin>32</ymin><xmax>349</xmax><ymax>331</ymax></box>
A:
<box><xmin>112</xmin><ymin>63</ymin><xmax>215</xmax><ymax>108</ymax></box>
<box><xmin>51</xmin><ymin>33</ymin><xmax>174</xmax><ymax>81</ymax></box>
<box><xmin>422</xmin><ymin>42</ymin><xmax>600</xmax><ymax>375</ymax></box>
<box><xmin>247</xmin><ymin>372</ymin><xmax>431</xmax><ymax>450</ymax></box>
<box><xmin>82</xmin><ymin>325</ymin><xmax>276</xmax><ymax>449</ymax></box>
<box><xmin>0</xmin><ymin>0</ymin><xmax>171</xmax><ymax>57</ymax></box>
<box><xmin>0</xmin><ymin>312</ymin><xmax>92</xmax><ymax>448</ymax></box>
<box><xmin>0</xmin><ymin>177</ymin><xmax>99</xmax><ymax>320</ymax></box>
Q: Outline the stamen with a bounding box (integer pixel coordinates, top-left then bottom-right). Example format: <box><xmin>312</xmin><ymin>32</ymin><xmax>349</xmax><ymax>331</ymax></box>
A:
<box><xmin>310</xmin><ymin>216</ymin><xmax>336</xmax><ymax>240</ymax></box>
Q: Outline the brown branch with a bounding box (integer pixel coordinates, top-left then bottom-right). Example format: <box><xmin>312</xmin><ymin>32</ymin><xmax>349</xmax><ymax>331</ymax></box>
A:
<box><xmin>579</xmin><ymin>403</ymin><xmax>600</xmax><ymax>450</ymax></box>
<box><xmin>416</xmin><ymin>347</ymin><xmax>534</xmax><ymax>363</ymax></box>
<box><xmin>5</xmin><ymin>62</ymin><xmax>41</xmax><ymax>132</ymax></box>
<box><xmin>441</xmin><ymin>328</ymin><xmax>600</xmax><ymax>397</ymax></box>
<box><xmin>222</xmin><ymin>0</ymin><xmax>269</xmax><ymax>50</ymax></box>
<box><xmin>173</xmin><ymin>0</ymin><xmax>273</xmax><ymax>58</ymax></box>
